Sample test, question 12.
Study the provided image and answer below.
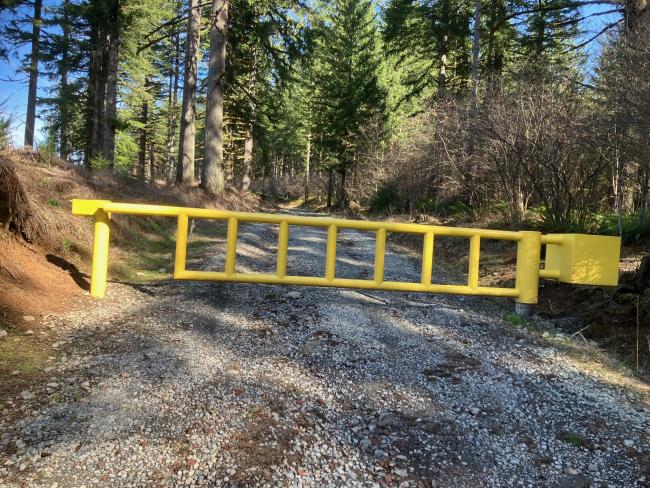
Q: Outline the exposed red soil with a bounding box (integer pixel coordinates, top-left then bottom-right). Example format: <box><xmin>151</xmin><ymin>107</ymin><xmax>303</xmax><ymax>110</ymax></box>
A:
<box><xmin>0</xmin><ymin>236</ymin><xmax>87</xmax><ymax>328</ymax></box>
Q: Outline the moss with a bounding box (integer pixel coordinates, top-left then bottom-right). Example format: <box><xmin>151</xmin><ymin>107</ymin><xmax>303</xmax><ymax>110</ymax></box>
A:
<box><xmin>558</xmin><ymin>430</ymin><xmax>590</xmax><ymax>448</ymax></box>
<box><xmin>505</xmin><ymin>312</ymin><xmax>527</xmax><ymax>327</ymax></box>
<box><xmin>0</xmin><ymin>334</ymin><xmax>53</xmax><ymax>396</ymax></box>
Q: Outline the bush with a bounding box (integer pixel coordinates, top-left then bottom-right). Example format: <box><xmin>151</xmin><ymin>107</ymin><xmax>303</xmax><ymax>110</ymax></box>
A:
<box><xmin>594</xmin><ymin>212</ymin><xmax>650</xmax><ymax>243</ymax></box>
<box><xmin>370</xmin><ymin>183</ymin><xmax>401</xmax><ymax>212</ymax></box>
<box><xmin>414</xmin><ymin>199</ymin><xmax>473</xmax><ymax>220</ymax></box>
<box><xmin>89</xmin><ymin>155</ymin><xmax>111</xmax><ymax>170</ymax></box>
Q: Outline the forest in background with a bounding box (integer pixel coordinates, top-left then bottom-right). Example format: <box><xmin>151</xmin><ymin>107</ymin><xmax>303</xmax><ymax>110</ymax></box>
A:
<box><xmin>0</xmin><ymin>0</ymin><xmax>649</xmax><ymax>238</ymax></box>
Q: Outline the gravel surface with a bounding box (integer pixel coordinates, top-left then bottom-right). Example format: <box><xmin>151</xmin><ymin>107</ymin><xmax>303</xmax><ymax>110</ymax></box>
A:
<box><xmin>2</xmin><ymin>211</ymin><xmax>649</xmax><ymax>487</ymax></box>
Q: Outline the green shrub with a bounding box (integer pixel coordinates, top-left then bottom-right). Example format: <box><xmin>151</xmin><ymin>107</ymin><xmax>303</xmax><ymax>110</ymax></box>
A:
<box><xmin>89</xmin><ymin>155</ymin><xmax>111</xmax><ymax>170</ymax></box>
<box><xmin>38</xmin><ymin>139</ymin><xmax>59</xmax><ymax>165</ymax></box>
<box><xmin>590</xmin><ymin>212</ymin><xmax>650</xmax><ymax>243</ymax></box>
<box><xmin>416</xmin><ymin>197</ymin><xmax>437</xmax><ymax>213</ymax></box>
<box><xmin>62</xmin><ymin>239</ymin><xmax>73</xmax><ymax>253</ymax></box>
<box><xmin>371</xmin><ymin>184</ymin><xmax>401</xmax><ymax>212</ymax></box>
<box><xmin>505</xmin><ymin>313</ymin><xmax>526</xmax><ymax>327</ymax></box>
<box><xmin>414</xmin><ymin>199</ymin><xmax>473</xmax><ymax>220</ymax></box>
<box><xmin>115</xmin><ymin>130</ymin><xmax>139</xmax><ymax>172</ymax></box>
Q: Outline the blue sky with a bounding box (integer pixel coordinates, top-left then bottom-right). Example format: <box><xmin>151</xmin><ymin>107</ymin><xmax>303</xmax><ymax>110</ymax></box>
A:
<box><xmin>1</xmin><ymin>3</ymin><xmax>42</xmax><ymax>145</ymax></box>
<box><xmin>0</xmin><ymin>0</ymin><xmax>622</xmax><ymax>148</ymax></box>
<box><xmin>0</xmin><ymin>51</ymin><xmax>32</xmax><ymax>145</ymax></box>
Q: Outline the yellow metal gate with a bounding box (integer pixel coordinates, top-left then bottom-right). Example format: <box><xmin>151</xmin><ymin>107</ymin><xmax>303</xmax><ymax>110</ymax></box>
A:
<box><xmin>72</xmin><ymin>200</ymin><xmax>621</xmax><ymax>303</ymax></box>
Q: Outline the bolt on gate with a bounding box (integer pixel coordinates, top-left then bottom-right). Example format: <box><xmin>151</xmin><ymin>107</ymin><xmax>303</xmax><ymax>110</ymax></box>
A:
<box><xmin>72</xmin><ymin>200</ymin><xmax>621</xmax><ymax>313</ymax></box>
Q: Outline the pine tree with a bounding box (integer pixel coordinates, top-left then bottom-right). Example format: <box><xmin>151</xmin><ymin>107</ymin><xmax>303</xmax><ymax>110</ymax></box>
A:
<box><xmin>312</xmin><ymin>0</ymin><xmax>385</xmax><ymax>206</ymax></box>
<box><xmin>23</xmin><ymin>0</ymin><xmax>41</xmax><ymax>147</ymax></box>
<box><xmin>201</xmin><ymin>0</ymin><xmax>307</xmax><ymax>194</ymax></box>
<box><xmin>517</xmin><ymin>0</ymin><xmax>582</xmax><ymax>78</ymax></box>
<box><xmin>383</xmin><ymin>0</ymin><xmax>472</xmax><ymax>103</ymax></box>
<box><xmin>40</xmin><ymin>0</ymin><xmax>87</xmax><ymax>160</ymax></box>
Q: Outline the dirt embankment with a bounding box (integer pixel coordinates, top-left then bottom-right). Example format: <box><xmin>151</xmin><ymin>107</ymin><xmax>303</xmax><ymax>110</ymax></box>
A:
<box><xmin>0</xmin><ymin>147</ymin><xmax>256</xmax><ymax>334</ymax></box>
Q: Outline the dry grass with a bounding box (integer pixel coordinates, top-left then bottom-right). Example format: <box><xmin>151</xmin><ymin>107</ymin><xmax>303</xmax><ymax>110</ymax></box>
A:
<box><xmin>0</xmin><ymin>153</ymin><xmax>49</xmax><ymax>244</ymax></box>
<box><xmin>0</xmin><ymin>148</ymin><xmax>258</xmax><ymax>257</ymax></box>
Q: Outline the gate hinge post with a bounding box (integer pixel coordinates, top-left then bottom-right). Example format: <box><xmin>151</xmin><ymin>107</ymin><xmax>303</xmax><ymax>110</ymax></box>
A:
<box><xmin>514</xmin><ymin>231</ymin><xmax>542</xmax><ymax>313</ymax></box>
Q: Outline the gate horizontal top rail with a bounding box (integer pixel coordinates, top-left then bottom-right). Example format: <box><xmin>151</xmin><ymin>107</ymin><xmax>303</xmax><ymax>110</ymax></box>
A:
<box><xmin>72</xmin><ymin>200</ymin><xmax>622</xmax><ymax>307</ymax></box>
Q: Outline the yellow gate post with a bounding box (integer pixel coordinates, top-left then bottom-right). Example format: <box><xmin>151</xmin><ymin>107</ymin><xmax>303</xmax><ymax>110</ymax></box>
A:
<box><xmin>72</xmin><ymin>200</ymin><xmax>112</xmax><ymax>298</ymax></box>
<box><xmin>514</xmin><ymin>231</ymin><xmax>542</xmax><ymax>317</ymax></box>
<box><xmin>90</xmin><ymin>209</ymin><xmax>111</xmax><ymax>298</ymax></box>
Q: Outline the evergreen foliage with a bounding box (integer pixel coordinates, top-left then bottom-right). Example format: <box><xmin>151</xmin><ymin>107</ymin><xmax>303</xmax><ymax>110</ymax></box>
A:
<box><xmin>1</xmin><ymin>0</ymin><xmax>647</xmax><ymax>229</ymax></box>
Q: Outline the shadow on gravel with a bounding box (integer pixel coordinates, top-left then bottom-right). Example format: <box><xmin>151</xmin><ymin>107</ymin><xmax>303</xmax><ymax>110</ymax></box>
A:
<box><xmin>118</xmin><ymin>279</ymin><xmax>647</xmax><ymax>485</ymax></box>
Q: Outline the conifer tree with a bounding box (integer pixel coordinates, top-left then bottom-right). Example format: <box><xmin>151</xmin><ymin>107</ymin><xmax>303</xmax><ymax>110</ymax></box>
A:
<box><xmin>383</xmin><ymin>0</ymin><xmax>472</xmax><ymax>102</ymax></box>
<box><xmin>312</xmin><ymin>0</ymin><xmax>385</xmax><ymax>206</ymax></box>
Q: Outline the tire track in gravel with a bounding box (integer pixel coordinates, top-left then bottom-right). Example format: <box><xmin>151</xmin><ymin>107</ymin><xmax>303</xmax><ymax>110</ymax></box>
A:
<box><xmin>1</xmin><ymin>210</ymin><xmax>649</xmax><ymax>488</ymax></box>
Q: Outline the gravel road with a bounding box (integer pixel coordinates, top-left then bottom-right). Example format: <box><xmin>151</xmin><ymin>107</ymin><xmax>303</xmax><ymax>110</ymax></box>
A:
<box><xmin>1</xmin><ymin>211</ymin><xmax>649</xmax><ymax>487</ymax></box>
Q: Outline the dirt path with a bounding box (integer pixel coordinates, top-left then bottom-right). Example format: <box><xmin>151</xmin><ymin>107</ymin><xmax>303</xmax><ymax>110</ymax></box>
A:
<box><xmin>1</xmin><ymin>211</ymin><xmax>649</xmax><ymax>487</ymax></box>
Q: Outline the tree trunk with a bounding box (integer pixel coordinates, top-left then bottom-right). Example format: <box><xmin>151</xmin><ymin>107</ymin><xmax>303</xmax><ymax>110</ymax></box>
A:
<box><xmin>437</xmin><ymin>0</ymin><xmax>449</xmax><ymax>98</ymax></box>
<box><xmin>166</xmin><ymin>29</ymin><xmax>180</xmax><ymax>183</ymax></box>
<box><xmin>638</xmin><ymin>166</ymin><xmax>649</xmax><ymax>226</ymax></box>
<box><xmin>201</xmin><ymin>0</ymin><xmax>228</xmax><ymax>195</ymax></box>
<box><xmin>514</xmin><ymin>173</ymin><xmax>526</xmax><ymax>222</ymax></box>
<box><xmin>89</xmin><ymin>28</ymin><xmax>106</xmax><ymax>163</ymax></box>
<box><xmin>241</xmin><ymin>128</ymin><xmax>253</xmax><ymax>192</ymax></box>
<box><xmin>535</xmin><ymin>0</ymin><xmax>545</xmax><ymax>56</ymax></box>
<box><xmin>438</xmin><ymin>35</ymin><xmax>447</xmax><ymax>98</ymax></box>
<box><xmin>138</xmin><ymin>97</ymin><xmax>148</xmax><ymax>181</ymax></box>
<box><xmin>470</xmin><ymin>0</ymin><xmax>481</xmax><ymax>113</ymax></box>
<box><xmin>24</xmin><ymin>0</ymin><xmax>42</xmax><ymax>148</ymax></box>
<box><xmin>88</xmin><ymin>0</ymin><xmax>120</xmax><ymax>168</ymax></box>
<box><xmin>149</xmin><ymin>139</ymin><xmax>155</xmax><ymax>184</ymax></box>
<box><xmin>624</xmin><ymin>0</ymin><xmax>649</xmax><ymax>32</ymax></box>
<box><xmin>327</xmin><ymin>167</ymin><xmax>334</xmax><ymax>210</ymax></box>
<box><xmin>303</xmin><ymin>134</ymin><xmax>311</xmax><ymax>204</ymax></box>
<box><xmin>465</xmin><ymin>0</ymin><xmax>481</xmax><ymax>205</ymax></box>
<box><xmin>103</xmin><ymin>1</ymin><xmax>120</xmax><ymax>169</ymax></box>
<box><xmin>338</xmin><ymin>167</ymin><xmax>347</xmax><ymax>208</ymax></box>
<box><xmin>240</xmin><ymin>46</ymin><xmax>257</xmax><ymax>192</ymax></box>
<box><xmin>177</xmin><ymin>0</ymin><xmax>201</xmax><ymax>185</ymax></box>
<box><xmin>225</xmin><ymin>132</ymin><xmax>234</xmax><ymax>185</ymax></box>
<box><xmin>614</xmin><ymin>140</ymin><xmax>623</xmax><ymax>236</ymax></box>
<box><xmin>59</xmin><ymin>0</ymin><xmax>71</xmax><ymax>160</ymax></box>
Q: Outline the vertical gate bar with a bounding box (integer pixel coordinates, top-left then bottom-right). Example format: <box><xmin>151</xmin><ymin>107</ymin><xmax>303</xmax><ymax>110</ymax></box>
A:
<box><xmin>468</xmin><ymin>235</ymin><xmax>480</xmax><ymax>289</ymax></box>
<box><xmin>421</xmin><ymin>231</ymin><xmax>434</xmax><ymax>285</ymax></box>
<box><xmin>277</xmin><ymin>220</ymin><xmax>289</xmax><ymax>278</ymax></box>
<box><xmin>90</xmin><ymin>209</ymin><xmax>110</xmax><ymax>298</ymax></box>
<box><xmin>374</xmin><ymin>227</ymin><xmax>386</xmax><ymax>284</ymax></box>
<box><xmin>174</xmin><ymin>213</ymin><xmax>189</xmax><ymax>278</ymax></box>
<box><xmin>225</xmin><ymin>217</ymin><xmax>238</xmax><ymax>276</ymax></box>
<box><xmin>325</xmin><ymin>224</ymin><xmax>337</xmax><ymax>281</ymax></box>
<box><xmin>515</xmin><ymin>231</ymin><xmax>542</xmax><ymax>306</ymax></box>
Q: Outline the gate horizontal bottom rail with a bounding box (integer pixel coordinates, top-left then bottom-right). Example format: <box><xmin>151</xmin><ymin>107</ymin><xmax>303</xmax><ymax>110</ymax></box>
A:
<box><xmin>71</xmin><ymin>199</ymin><xmax>621</xmax><ymax>311</ymax></box>
<box><xmin>175</xmin><ymin>271</ymin><xmax>520</xmax><ymax>297</ymax></box>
